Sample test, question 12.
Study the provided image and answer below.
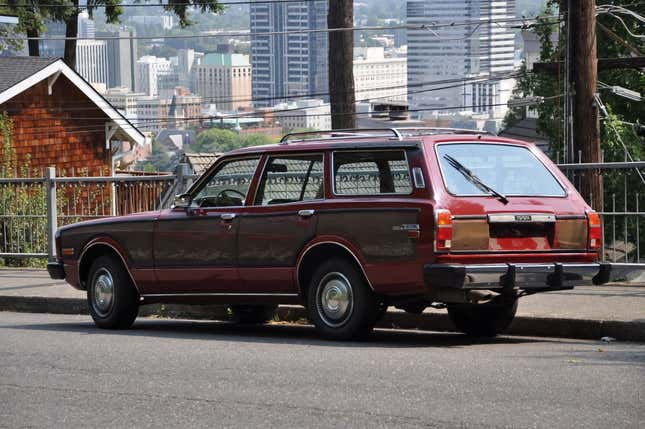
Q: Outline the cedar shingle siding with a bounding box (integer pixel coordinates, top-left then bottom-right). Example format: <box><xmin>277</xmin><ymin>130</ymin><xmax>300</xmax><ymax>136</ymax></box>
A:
<box><xmin>3</xmin><ymin>77</ymin><xmax>111</xmax><ymax>175</ymax></box>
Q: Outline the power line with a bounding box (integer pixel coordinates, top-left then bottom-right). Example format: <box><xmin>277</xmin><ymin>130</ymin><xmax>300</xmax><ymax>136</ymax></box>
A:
<box><xmin>12</xmin><ymin>93</ymin><xmax>561</xmax><ymax>137</ymax></box>
<box><xmin>0</xmin><ymin>71</ymin><xmax>521</xmax><ymax>112</ymax></box>
<box><xmin>0</xmin><ymin>0</ymin><xmax>321</xmax><ymax>8</ymax></box>
<box><xmin>2</xmin><ymin>73</ymin><xmax>521</xmax><ymax>133</ymax></box>
<box><xmin>0</xmin><ymin>16</ymin><xmax>559</xmax><ymax>41</ymax></box>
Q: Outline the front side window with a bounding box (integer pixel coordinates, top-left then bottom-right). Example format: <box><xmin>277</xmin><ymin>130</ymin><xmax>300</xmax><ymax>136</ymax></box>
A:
<box><xmin>333</xmin><ymin>150</ymin><xmax>412</xmax><ymax>196</ymax></box>
<box><xmin>192</xmin><ymin>158</ymin><xmax>260</xmax><ymax>207</ymax></box>
<box><xmin>436</xmin><ymin>143</ymin><xmax>566</xmax><ymax>197</ymax></box>
<box><xmin>255</xmin><ymin>155</ymin><xmax>324</xmax><ymax>205</ymax></box>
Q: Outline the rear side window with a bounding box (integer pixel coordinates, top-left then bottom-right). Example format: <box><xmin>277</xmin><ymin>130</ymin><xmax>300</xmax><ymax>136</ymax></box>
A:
<box><xmin>436</xmin><ymin>143</ymin><xmax>566</xmax><ymax>197</ymax></box>
<box><xmin>333</xmin><ymin>150</ymin><xmax>412</xmax><ymax>195</ymax></box>
<box><xmin>255</xmin><ymin>155</ymin><xmax>324</xmax><ymax>205</ymax></box>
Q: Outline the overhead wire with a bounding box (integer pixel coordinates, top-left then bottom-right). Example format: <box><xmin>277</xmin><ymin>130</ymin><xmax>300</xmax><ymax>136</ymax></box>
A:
<box><xmin>5</xmin><ymin>72</ymin><xmax>522</xmax><ymax>125</ymax></box>
<box><xmin>0</xmin><ymin>70</ymin><xmax>522</xmax><ymax>112</ymax></box>
<box><xmin>0</xmin><ymin>16</ymin><xmax>562</xmax><ymax>41</ymax></box>
<box><xmin>11</xmin><ymin>92</ymin><xmax>562</xmax><ymax>138</ymax></box>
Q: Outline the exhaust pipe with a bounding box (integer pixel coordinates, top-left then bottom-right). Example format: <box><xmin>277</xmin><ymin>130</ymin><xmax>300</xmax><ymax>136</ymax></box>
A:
<box><xmin>466</xmin><ymin>290</ymin><xmax>500</xmax><ymax>305</ymax></box>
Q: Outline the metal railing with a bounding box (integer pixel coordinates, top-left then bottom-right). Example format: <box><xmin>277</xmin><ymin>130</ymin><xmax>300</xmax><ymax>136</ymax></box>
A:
<box><xmin>0</xmin><ymin>161</ymin><xmax>643</xmax><ymax>272</ymax></box>
<box><xmin>557</xmin><ymin>160</ymin><xmax>645</xmax><ymax>264</ymax></box>
<box><xmin>0</xmin><ymin>165</ymin><xmax>194</xmax><ymax>261</ymax></box>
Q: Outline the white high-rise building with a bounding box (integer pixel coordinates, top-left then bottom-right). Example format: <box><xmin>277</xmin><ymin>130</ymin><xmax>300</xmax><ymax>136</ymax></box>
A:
<box><xmin>135</xmin><ymin>55</ymin><xmax>172</xmax><ymax>97</ymax></box>
<box><xmin>407</xmin><ymin>0</ymin><xmax>516</xmax><ymax>117</ymax></box>
<box><xmin>353</xmin><ymin>47</ymin><xmax>407</xmax><ymax>103</ymax></box>
<box><xmin>76</xmin><ymin>40</ymin><xmax>109</xmax><ymax>86</ymax></box>
<box><xmin>250</xmin><ymin>0</ymin><xmax>328</xmax><ymax>108</ymax></box>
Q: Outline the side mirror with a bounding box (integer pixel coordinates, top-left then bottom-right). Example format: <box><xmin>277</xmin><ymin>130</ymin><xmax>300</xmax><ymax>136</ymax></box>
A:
<box><xmin>173</xmin><ymin>193</ymin><xmax>192</xmax><ymax>209</ymax></box>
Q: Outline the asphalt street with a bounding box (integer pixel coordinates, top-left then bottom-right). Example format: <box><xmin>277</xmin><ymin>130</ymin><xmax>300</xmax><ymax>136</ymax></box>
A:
<box><xmin>0</xmin><ymin>312</ymin><xmax>643</xmax><ymax>429</ymax></box>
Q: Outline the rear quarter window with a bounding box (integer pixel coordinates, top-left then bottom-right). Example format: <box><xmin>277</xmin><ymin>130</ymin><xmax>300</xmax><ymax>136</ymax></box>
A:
<box><xmin>333</xmin><ymin>150</ymin><xmax>412</xmax><ymax>196</ymax></box>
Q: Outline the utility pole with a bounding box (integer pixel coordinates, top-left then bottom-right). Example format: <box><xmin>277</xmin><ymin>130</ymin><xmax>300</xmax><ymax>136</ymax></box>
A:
<box><xmin>571</xmin><ymin>0</ymin><xmax>603</xmax><ymax>210</ymax></box>
<box><xmin>328</xmin><ymin>0</ymin><xmax>356</xmax><ymax>129</ymax></box>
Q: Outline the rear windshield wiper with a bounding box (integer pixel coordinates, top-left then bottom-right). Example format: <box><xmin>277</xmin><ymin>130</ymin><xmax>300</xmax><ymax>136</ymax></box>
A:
<box><xmin>443</xmin><ymin>154</ymin><xmax>509</xmax><ymax>204</ymax></box>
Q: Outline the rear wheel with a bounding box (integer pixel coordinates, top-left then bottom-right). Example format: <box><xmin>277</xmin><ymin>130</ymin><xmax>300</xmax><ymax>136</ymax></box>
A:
<box><xmin>87</xmin><ymin>255</ymin><xmax>139</xmax><ymax>329</ymax></box>
<box><xmin>447</xmin><ymin>297</ymin><xmax>518</xmax><ymax>337</ymax></box>
<box><xmin>229</xmin><ymin>305</ymin><xmax>277</xmax><ymax>324</ymax></box>
<box><xmin>306</xmin><ymin>258</ymin><xmax>378</xmax><ymax>340</ymax></box>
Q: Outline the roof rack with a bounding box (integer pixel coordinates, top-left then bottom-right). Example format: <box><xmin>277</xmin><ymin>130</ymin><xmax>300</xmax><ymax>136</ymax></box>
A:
<box><xmin>278</xmin><ymin>127</ymin><xmax>495</xmax><ymax>144</ymax></box>
<box><xmin>395</xmin><ymin>127</ymin><xmax>497</xmax><ymax>137</ymax></box>
<box><xmin>279</xmin><ymin>128</ymin><xmax>402</xmax><ymax>144</ymax></box>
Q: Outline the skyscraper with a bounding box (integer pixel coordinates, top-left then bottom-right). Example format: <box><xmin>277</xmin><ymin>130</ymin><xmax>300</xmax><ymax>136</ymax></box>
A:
<box><xmin>407</xmin><ymin>0</ymin><xmax>516</xmax><ymax>116</ymax></box>
<box><xmin>98</xmin><ymin>30</ymin><xmax>138</xmax><ymax>91</ymax></box>
<box><xmin>250</xmin><ymin>0</ymin><xmax>328</xmax><ymax>108</ymax></box>
<box><xmin>75</xmin><ymin>39</ymin><xmax>109</xmax><ymax>86</ymax></box>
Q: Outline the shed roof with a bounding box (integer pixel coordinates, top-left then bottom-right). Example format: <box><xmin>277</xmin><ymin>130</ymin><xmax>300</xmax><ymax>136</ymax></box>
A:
<box><xmin>183</xmin><ymin>152</ymin><xmax>223</xmax><ymax>175</ymax></box>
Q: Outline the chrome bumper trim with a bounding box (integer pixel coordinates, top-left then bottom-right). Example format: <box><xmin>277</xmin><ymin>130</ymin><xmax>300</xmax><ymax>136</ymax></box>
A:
<box><xmin>424</xmin><ymin>262</ymin><xmax>611</xmax><ymax>290</ymax></box>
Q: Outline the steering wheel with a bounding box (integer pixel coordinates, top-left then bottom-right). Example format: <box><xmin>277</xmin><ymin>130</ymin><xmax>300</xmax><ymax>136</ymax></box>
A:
<box><xmin>217</xmin><ymin>189</ymin><xmax>245</xmax><ymax>199</ymax></box>
<box><xmin>208</xmin><ymin>188</ymin><xmax>246</xmax><ymax>207</ymax></box>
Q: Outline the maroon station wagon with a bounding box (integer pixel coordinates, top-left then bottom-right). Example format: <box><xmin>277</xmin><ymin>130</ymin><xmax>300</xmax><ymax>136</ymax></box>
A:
<box><xmin>48</xmin><ymin>128</ymin><xmax>610</xmax><ymax>340</ymax></box>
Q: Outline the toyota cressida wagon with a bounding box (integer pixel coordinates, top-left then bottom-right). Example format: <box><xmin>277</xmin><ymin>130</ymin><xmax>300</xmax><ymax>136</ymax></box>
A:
<box><xmin>48</xmin><ymin>128</ymin><xmax>610</xmax><ymax>339</ymax></box>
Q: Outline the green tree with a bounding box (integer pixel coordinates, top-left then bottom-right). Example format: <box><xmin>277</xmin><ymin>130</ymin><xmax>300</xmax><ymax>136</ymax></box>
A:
<box><xmin>7</xmin><ymin>0</ymin><xmax>223</xmax><ymax>68</ymax></box>
<box><xmin>191</xmin><ymin>129</ymin><xmax>276</xmax><ymax>153</ymax></box>
<box><xmin>2</xmin><ymin>0</ymin><xmax>73</xmax><ymax>56</ymax></box>
<box><xmin>192</xmin><ymin>128</ymin><xmax>242</xmax><ymax>152</ymax></box>
<box><xmin>506</xmin><ymin>0</ymin><xmax>644</xmax><ymax>158</ymax></box>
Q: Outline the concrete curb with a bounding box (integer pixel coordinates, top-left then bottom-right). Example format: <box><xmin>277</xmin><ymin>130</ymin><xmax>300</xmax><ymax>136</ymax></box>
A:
<box><xmin>1</xmin><ymin>295</ymin><xmax>643</xmax><ymax>342</ymax></box>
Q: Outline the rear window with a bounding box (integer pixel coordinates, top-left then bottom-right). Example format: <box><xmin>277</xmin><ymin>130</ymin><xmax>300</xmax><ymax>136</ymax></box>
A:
<box><xmin>333</xmin><ymin>150</ymin><xmax>412</xmax><ymax>196</ymax></box>
<box><xmin>436</xmin><ymin>143</ymin><xmax>566</xmax><ymax>197</ymax></box>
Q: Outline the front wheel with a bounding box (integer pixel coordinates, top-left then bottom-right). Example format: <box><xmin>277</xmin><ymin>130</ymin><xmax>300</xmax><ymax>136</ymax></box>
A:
<box><xmin>87</xmin><ymin>255</ymin><xmax>139</xmax><ymax>329</ymax></box>
<box><xmin>447</xmin><ymin>297</ymin><xmax>518</xmax><ymax>337</ymax></box>
<box><xmin>306</xmin><ymin>258</ymin><xmax>378</xmax><ymax>340</ymax></box>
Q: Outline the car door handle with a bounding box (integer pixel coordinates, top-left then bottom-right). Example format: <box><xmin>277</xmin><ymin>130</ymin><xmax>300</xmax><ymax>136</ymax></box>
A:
<box><xmin>220</xmin><ymin>213</ymin><xmax>237</xmax><ymax>221</ymax></box>
<box><xmin>298</xmin><ymin>209</ymin><xmax>315</xmax><ymax>218</ymax></box>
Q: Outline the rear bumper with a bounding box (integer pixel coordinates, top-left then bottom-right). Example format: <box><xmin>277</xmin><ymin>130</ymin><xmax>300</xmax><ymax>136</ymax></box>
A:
<box><xmin>424</xmin><ymin>262</ymin><xmax>611</xmax><ymax>290</ymax></box>
<box><xmin>47</xmin><ymin>260</ymin><xmax>66</xmax><ymax>280</ymax></box>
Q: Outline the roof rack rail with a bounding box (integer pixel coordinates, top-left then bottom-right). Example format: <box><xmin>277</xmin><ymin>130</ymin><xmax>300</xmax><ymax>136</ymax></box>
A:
<box><xmin>395</xmin><ymin>127</ymin><xmax>497</xmax><ymax>137</ymax></box>
<box><xmin>279</xmin><ymin>128</ymin><xmax>402</xmax><ymax>144</ymax></box>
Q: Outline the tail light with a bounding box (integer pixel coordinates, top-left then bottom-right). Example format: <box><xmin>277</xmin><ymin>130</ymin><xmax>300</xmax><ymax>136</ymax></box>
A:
<box><xmin>587</xmin><ymin>211</ymin><xmax>602</xmax><ymax>251</ymax></box>
<box><xmin>435</xmin><ymin>209</ymin><xmax>453</xmax><ymax>252</ymax></box>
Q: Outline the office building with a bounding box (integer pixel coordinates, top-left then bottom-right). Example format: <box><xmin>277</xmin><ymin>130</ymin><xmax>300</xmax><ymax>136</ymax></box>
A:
<box><xmin>193</xmin><ymin>53</ymin><xmax>252</xmax><ymax>112</ymax></box>
<box><xmin>274</xmin><ymin>99</ymin><xmax>331</xmax><ymax>131</ymax></box>
<box><xmin>407</xmin><ymin>0</ymin><xmax>516</xmax><ymax>116</ymax></box>
<box><xmin>353</xmin><ymin>47</ymin><xmax>407</xmax><ymax>103</ymax></box>
<box><xmin>135</xmin><ymin>55</ymin><xmax>172</xmax><ymax>97</ymax></box>
<box><xmin>250</xmin><ymin>0</ymin><xmax>328</xmax><ymax>107</ymax></box>
<box><xmin>75</xmin><ymin>39</ymin><xmax>109</xmax><ymax>86</ymax></box>
<box><xmin>97</xmin><ymin>30</ymin><xmax>138</xmax><ymax>91</ymax></box>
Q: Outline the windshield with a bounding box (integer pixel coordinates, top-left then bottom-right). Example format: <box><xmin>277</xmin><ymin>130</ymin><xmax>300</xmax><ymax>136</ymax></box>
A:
<box><xmin>436</xmin><ymin>143</ymin><xmax>566</xmax><ymax>197</ymax></box>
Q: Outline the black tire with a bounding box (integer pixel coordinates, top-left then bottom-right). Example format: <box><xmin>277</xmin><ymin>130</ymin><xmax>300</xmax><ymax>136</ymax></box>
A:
<box><xmin>229</xmin><ymin>305</ymin><xmax>277</xmax><ymax>324</ymax></box>
<box><xmin>306</xmin><ymin>258</ymin><xmax>378</xmax><ymax>340</ymax></box>
<box><xmin>447</xmin><ymin>297</ymin><xmax>518</xmax><ymax>337</ymax></box>
<box><xmin>87</xmin><ymin>255</ymin><xmax>139</xmax><ymax>329</ymax></box>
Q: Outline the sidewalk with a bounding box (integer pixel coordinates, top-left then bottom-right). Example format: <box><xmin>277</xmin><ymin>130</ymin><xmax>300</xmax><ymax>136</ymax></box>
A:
<box><xmin>1</xmin><ymin>269</ymin><xmax>644</xmax><ymax>341</ymax></box>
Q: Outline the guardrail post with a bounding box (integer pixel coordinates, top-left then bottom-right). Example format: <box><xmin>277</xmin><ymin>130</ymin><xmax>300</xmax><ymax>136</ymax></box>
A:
<box><xmin>46</xmin><ymin>166</ymin><xmax>57</xmax><ymax>262</ymax></box>
<box><xmin>175</xmin><ymin>163</ymin><xmax>192</xmax><ymax>195</ymax></box>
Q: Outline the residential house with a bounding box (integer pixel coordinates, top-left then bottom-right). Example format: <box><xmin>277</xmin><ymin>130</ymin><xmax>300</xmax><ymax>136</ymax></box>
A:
<box><xmin>0</xmin><ymin>57</ymin><xmax>145</xmax><ymax>176</ymax></box>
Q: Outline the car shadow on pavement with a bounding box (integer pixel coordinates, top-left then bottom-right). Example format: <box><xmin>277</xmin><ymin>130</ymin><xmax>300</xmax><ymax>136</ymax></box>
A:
<box><xmin>7</xmin><ymin>317</ymin><xmax>560</xmax><ymax>348</ymax></box>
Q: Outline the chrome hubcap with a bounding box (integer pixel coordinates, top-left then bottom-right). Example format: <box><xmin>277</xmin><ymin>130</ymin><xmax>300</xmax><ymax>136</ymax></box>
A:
<box><xmin>317</xmin><ymin>272</ymin><xmax>353</xmax><ymax>327</ymax></box>
<box><xmin>92</xmin><ymin>269</ymin><xmax>114</xmax><ymax>317</ymax></box>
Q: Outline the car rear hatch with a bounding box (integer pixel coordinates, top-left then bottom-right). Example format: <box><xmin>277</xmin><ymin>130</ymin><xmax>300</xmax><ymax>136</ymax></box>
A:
<box><xmin>451</xmin><ymin>210</ymin><xmax>588</xmax><ymax>252</ymax></box>
<box><xmin>433</xmin><ymin>141</ymin><xmax>594</xmax><ymax>254</ymax></box>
